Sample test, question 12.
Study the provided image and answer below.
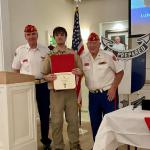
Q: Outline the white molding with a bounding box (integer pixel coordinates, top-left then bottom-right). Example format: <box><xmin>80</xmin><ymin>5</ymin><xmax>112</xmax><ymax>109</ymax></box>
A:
<box><xmin>0</xmin><ymin>0</ymin><xmax>11</xmax><ymax>71</ymax></box>
<box><xmin>0</xmin><ymin>0</ymin><xmax>4</xmax><ymax>70</ymax></box>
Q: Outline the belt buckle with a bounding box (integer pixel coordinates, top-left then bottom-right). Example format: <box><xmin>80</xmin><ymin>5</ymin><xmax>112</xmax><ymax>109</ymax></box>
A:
<box><xmin>90</xmin><ymin>89</ymin><xmax>100</xmax><ymax>93</ymax></box>
<box><xmin>100</xmin><ymin>89</ymin><xmax>103</xmax><ymax>93</ymax></box>
<box><xmin>35</xmin><ymin>79</ymin><xmax>43</xmax><ymax>84</ymax></box>
<box><xmin>95</xmin><ymin>89</ymin><xmax>99</xmax><ymax>93</ymax></box>
<box><xmin>95</xmin><ymin>89</ymin><xmax>103</xmax><ymax>93</ymax></box>
<box><xmin>90</xmin><ymin>89</ymin><xmax>103</xmax><ymax>93</ymax></box>
<box><xmin>35</xmin><ymin>79</ymin><xmax>40</xmax><ymax>84</ymax></box>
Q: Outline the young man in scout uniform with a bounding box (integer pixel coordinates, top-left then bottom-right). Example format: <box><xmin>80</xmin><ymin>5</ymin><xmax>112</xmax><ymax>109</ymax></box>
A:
<box><xmin>12</xmin><ymin>25</ymin><xmax>52</xmax><ymax>150</ymax></box>
<box><xmin>42</xmin><ymin>27</ymin><xmax>83</xmax><ymax>150</ymax></box>
<box><xmin>81</xmin><ymin>32</ymin><xmax>124</xmax><ymax>141</ymax></box>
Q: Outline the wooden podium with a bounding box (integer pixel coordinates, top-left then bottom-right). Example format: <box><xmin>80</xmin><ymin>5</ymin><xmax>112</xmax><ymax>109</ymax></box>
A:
<box><xmin>0</xmin><ymin>72</ymin><xmax>37</xmax><ymax>150</ymax></box>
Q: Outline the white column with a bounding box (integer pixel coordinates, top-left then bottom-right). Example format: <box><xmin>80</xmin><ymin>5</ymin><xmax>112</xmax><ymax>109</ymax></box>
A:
<box><xmin>0</xmin><ymin>0</ymin><xmax>11</xmax><ymax>71</ymax></box>
<box><xmin>0</xmin><ymin>72</ymin><xmax>37</xmax><ymax>150</ymax></box>
<box><xmin>0</xmin><ymin>0</ymin><xmax>4</xmax><ymax>70</ymax></box>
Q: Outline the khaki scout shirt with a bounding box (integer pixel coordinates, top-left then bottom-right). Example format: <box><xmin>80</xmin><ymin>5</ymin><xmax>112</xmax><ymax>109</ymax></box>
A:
<box><xmin>42</xmin><ymin>47</ymin><xmax>82</xmax><ymax>89</ymax></box>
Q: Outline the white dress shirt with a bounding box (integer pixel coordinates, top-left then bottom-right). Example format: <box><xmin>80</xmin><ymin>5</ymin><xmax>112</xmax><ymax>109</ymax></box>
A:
<box><xmin>12</xmin><ymin>44</ymin><xmax>49</xmax><ymax>79</ymax></box>
<box><xmin>81</xmin><ymin>50</ymin><xmax>124</xmax><ymax>90</ymax></box>
<box><xmin>113</xmin><ymin>43</ymin><xmax>125</xmax><ymax>51</ymax></box>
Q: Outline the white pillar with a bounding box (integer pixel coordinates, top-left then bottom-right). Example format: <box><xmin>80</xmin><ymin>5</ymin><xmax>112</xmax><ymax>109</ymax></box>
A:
<box><xmin>0</xmin><ymin>0</ymin><xmax>11</xmax><ymax>71</ymax></box>
<box><xmin>0</xmin><ymin>72</ymin><xmax>37</xmax><ymax>150</ymax></box>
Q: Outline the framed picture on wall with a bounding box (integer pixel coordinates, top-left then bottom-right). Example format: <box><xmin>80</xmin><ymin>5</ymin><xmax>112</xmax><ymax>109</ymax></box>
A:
<box><xmin>105</xmin><ymin>30</ymin><xmax>128</xmax><ymax>50</ymax></box>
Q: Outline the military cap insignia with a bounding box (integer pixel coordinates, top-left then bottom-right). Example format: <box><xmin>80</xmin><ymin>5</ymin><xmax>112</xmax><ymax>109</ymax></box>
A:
<box><xmin>88</xmin><ymin>32</ymin><xmax>100</xmax><ymax>41</ymax></box>
<box><xmin>24</xmin><ymin>24</ymin><xmax>37</xmax><ymax>32</ymax></box>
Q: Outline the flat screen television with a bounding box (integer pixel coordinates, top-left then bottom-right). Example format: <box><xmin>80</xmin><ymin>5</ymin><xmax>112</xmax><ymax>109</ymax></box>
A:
<box><xmin>129</xmin><ymin>0</ymin><xmax>150</xmax><ymax>37</ymax></box>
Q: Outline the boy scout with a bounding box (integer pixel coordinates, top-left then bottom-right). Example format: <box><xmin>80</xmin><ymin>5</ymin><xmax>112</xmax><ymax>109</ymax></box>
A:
<box><xmin>42</xmin><ymin>27</ymin><xmax>83</xmax><ymax>150</ymax></box>
<box><xmin>12</xmin><ymin>25</ymin><xmax>51</xmax><ymax>150</ymax></box>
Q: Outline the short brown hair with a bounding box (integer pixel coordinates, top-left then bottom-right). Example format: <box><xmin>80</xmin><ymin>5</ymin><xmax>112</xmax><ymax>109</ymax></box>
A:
<box><xmin>53</xmin><ymin>27</ymin><xmax>67</xmax><ymax>37</ymax></box>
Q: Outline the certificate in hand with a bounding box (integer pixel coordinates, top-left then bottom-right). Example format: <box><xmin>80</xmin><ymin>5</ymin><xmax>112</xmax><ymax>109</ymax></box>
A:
<box><xmin>50</xmin><ymin>54</ymin><xmax>76</xmax><ymax>90</ymax></box>
<box><xmin>51</xmin><ymin>54</ymin><xmax>75</xmax><ymax>73</ymax></box>
<box><xmin>54</xmin><ymin>72</ymin><xmax>76</xmax><ymax>90</ymax></box>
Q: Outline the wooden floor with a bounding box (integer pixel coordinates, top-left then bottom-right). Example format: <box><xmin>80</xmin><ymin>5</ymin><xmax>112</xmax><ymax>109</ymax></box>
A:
<box><xmin>37</xmin><ymin>121</ymin><xmax>149</xmax><ymax>150</ymax></box>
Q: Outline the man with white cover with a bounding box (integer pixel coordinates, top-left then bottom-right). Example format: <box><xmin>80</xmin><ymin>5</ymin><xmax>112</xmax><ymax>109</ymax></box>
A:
<box><xmin>12</xmin><ymin>25</ymin><xmax>51</xmax><ymax>150</ymax></box>
<box><xmin>81</xmin><ymin>32</ymin><xmax>124</xmax><ymax>141</ymax></box>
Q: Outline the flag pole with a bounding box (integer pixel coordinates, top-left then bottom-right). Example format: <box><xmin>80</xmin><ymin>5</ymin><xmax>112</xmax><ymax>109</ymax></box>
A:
<box><xmin>73</xmin><ymin>0</ymin><xmax>88</xmax><ymax>135</ymax></box>
<box><xmin>75</xmin><ymin>0</ymin><xmax>82</xmax><ymax>132</ymax></box>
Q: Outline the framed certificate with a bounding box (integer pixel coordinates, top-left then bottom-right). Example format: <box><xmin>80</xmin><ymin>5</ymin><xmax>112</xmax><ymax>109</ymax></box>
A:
<box><xmin>50</xmin><ymin>54</ymin><xmax>75</xmax><ymax>73</ymax></box>
<box><xmin>53</xmin><ymin>72</ymin><xmax>76</xmax><ymax>90</ymax></box>
<box><xmin>50</xmin><ymin>54</ymin><xmax>76</xmax><ymax>90</ymax></box>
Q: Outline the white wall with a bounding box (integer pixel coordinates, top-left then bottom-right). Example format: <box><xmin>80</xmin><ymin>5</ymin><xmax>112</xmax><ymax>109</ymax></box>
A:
<box><xmin>9</xmin><ymin>0</ymin><xmax>74</xmax><ymax>70</ymax></box>
<box><xmin>79</xmin><ymin>0</ymin><xmax>128</xmax><ymax>34</ymax></box>
<box><xmin>100</xmin><ymin>20</ymin><xmax>128</xmax><ymax>36</ymax></box>
<box><xmin>9</xmin><ymin>0</ymin><xmax>74</xmax><ymax>47</ymax></box>
<box><xmin>8</xmin><ymin>0</ymin><xmax>128</xmax><ymax>71</ymax></box>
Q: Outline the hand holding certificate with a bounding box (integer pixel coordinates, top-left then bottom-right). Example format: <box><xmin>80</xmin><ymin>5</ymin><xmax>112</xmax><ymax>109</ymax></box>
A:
<box><xmin>54</xmin><ymin>72</ymin><xmax>75</xmax><ymax>90</ymax></box>
<box><xmin>50</xmin><ymin>54</ymin><xmax>76</xmax><ymax>90</ymax></box>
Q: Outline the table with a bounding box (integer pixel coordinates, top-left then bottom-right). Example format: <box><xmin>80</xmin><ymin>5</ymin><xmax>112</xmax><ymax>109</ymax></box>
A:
<box><xmin>93</xmin><ymin>106</ymin><xmax>150</xmax><ymax>150</ymax></box>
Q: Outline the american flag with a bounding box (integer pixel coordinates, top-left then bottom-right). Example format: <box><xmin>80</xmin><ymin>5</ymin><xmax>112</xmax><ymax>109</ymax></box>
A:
<box><xmin>72</xmin><ymin>7</ymin><xmax>84</xmax><ymax>55</ymax></box>
<box><xmin>72</xmin><ymin>7</ymin><xmax>84</xmax><ymax>105</ymax></box>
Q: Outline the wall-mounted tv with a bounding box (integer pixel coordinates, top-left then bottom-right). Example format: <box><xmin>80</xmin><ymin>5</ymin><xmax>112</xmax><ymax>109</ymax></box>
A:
<box><xmin>129</xmin><ymin>0</ymin><xmax>150</xmax><ymax>37</ymax></box>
